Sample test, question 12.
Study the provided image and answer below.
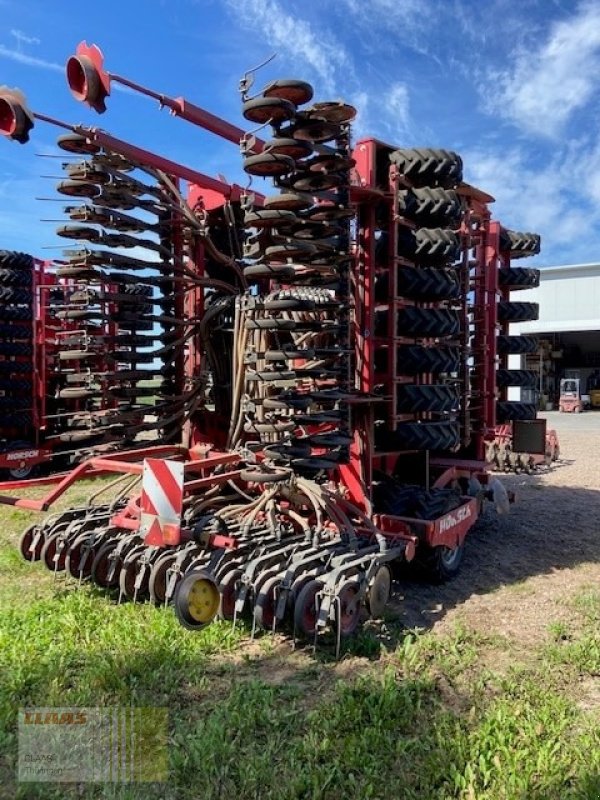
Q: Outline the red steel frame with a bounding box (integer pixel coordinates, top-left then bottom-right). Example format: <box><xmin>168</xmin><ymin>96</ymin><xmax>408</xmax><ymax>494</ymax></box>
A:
<box><xmin>0</xmin><ymin>60</ymin><xmax>512</xmax><ymax>558</ymax></box>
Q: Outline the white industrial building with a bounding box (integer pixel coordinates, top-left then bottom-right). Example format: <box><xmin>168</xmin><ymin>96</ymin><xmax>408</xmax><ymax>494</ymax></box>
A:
<box><xmin>509</xmin><ymin>263</ymin><xmax>600</xmax><ymax>407</ymax></box>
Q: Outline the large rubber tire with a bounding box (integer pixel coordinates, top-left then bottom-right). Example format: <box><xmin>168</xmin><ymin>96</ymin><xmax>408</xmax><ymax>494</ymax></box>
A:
<box><xmin>396</xmin><ymin>344</ymin><xmax>460</xmax><ymax>375</ymax></box>
<box><xmin>496</xmin><ymin>369</ymin><xmax>538</xmax><ymax>388</ymax></box>
<box><xmin>498</xmin><ymin>267</ymin><xmax>540</xmax><ymax>290</ymax></box>
<box><xmin>398</xmin><ymin>228</ymin><xmax>461</xmax><ymax>265</ymax></box>
<box><xmin>0</xmin><ymin>341</ymin><xmax>33</xmax><ymax>357</ymax></box>
<box><xmin>0</xmin><ymin>323</ymin><xmax>32</xmax><ymax>339</ymax></box>
<box><xmin>389</xmin><ymin>148</ymin><xmax>463</xmax><ymax>188</ymax></box>
<box><xmin>385</xmin><ymin>420</ymin><xmax>460</xmax><ymax>451</ymax></box>
<box><xmin>0</xmin><ymin>251</ymin><xmax>34</xmax><ymax>270</ymax></box>
<box><xmin>0</xmin><ymin>268</ymin><xmax>32</xmax><ymax>287</ymax></box>
<box><xmin>421</xmin><ymin>542</ymin><xmax>465</xmax><ymax>583</ymax></box>
<box><xmin>497</xmin><ymin>301</ymin><xmax>539</xmax><ymax>323</ymax></box>
<box><xmin>0</xmin><ymin>361</ymin><xmax>32</xmax><ymax>375</ymax></box>
<box><xmin>500</xmin><ymin>229</ymin><xmax>541</xmax><ymax>258</ymax></box>
<box><xmin>497</xmin><ymin>334</ymin><xmax>539</xmax><ymax>355</ymax></box>
<box><xmin>397</xmin><ymin>307</ymin><xmax>460</xmax><ymax>337</ymax></box>
<box><xmin>396</xmin><ymin>384</ymin><xmax>460</xmax><ymax>413</ymax></box>
<box><xmin>496</xmin><ymin>401</ymin><xmax>537</xmax><ymax>422</ymax></box>
<box><xmin>0</xmin><ymin>288</ymin><xmax>32</xmax><ymax>304</ymax></box>
<box><xmin>397</xmin><ymin>187</ymin><xmax>462</xmax><ymax>225</ymax></box>
<box><xmin>0</xmin><ymin>306</ymin><xmax>32</xmax><ymax>321</ymax></box>
<box><xmin>395</xmin><ymin>266</ymin><xmax>460</xmax><ymax>301</ymax></box>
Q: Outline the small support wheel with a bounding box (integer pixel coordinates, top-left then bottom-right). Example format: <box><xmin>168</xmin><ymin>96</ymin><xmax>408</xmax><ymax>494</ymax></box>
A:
<box><xmin>173</xmin><ymin>570</ymin><xmax>220</xmax><ymax>631</ymax></box>
<box><xmin>366</xmin><ymin>566</ymin><xmax>391</xmax><ymax>619</ymax></box>
<box><xmin>19</xmin><ymin>524</ymin><xmax>43</xmax><ymax>562</ymax></box>
<box><xmin>148</xmin><ymin>552</ymin><xmax>176</xmax><ymax>605</ymax></box>
<box><xmin>293</xmin><ymin>578</ymin><xmax>323</xmax><ymax>639</ymax></box>
<box><xmin>41</xmin><ymin>532</ymin><xmax>66</xmax><ymax>572</ymax></box>
<box><xmin>217</xmin><ymin>568</ymin><xmax>242</xmax><ymax>621</ymax></box>
<box><xmin>335</xmin><ymin>581</ymin><xmax>361</xmax><ymax>636</ymax></box>
<box><xmin>254</xmin><ymin>575</ymin><xmax>280</xmax><ymax>631</ymax></box>
<box><xmin>91</xmin><ymin>541</ymin><xmax>120</xmax><ymax>588</ymax></box>
<box><xmin>421</xmin><ymin>542</ymin><xmax>465</xmax><ymax>584</ymax></box>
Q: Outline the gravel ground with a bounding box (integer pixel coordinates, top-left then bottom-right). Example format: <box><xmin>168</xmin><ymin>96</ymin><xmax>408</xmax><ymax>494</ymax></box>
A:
<box><xmin>394</xmin><ymin>411</ymin><xmax>600</xmax><ymax>652</ymax></box>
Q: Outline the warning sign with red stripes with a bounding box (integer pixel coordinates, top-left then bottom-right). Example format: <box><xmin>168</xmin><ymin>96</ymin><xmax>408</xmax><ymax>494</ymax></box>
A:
<box><xmin>140</xmin><ymin>459</ymin><xmax>184</xmax><ymax>546</ymax></box>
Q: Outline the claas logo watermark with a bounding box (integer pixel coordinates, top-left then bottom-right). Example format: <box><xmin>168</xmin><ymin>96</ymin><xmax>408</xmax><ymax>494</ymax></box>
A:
<box><xmin>22</xmin><ymin>711</ymin><xmax>87</xmax><ymax>725</ymax></box>
<box><xmin>18</xmin><ymin>707</ymin><xmax>168</xmax><ymax>783</ymax></box>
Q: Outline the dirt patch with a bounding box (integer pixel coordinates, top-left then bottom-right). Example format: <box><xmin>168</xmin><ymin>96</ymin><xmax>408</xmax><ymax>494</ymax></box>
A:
<box><xmin>391</xmin><ymin>426</ymin><xmax>600</xmax><ymax>659</ymax></box>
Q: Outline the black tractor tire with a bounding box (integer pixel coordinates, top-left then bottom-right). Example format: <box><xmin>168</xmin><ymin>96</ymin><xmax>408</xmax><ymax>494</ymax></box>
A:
<box><xmin>114</xmin><ymin>283</ymin><xmax>154</xmax><ymax>297</ymax></box>
<box><xmin>385</xmin><ymin>420</ymin><xmax>461</xmax><ymax>451</ymax></box>
<box><xmin>396</xmin><ymin>383</ymin><xmax>460</xmax><ymax>413</ymax></box>
<box><xmin>0</xmin><ymin>268</ymin><xmax>32</xmax><ymax>287</ymax></box>
<box><xmin>499</xmin><ymin>229</ymin><xmax>541</xmax><ymax>258</ymax></box>
<box><xmin>0</xmin><ymin>323</ymin><xmax>32</xmax><ymax>340</ymax></box>
<box><xmin>497</xmin><ymin>334</ymin><xmax>539</xmax><ymax>355</ymax></box>
<box><xmin>0</xmin><ymin>288</ymin><xmax>32</xmax><ymax>304</ymax></box>
<box><xmin>0</xmin><ymin>395</ymin><xmax>30</xmax><ymax>410</ymax></box>
<box><xmin>0</xmin><ymin>378</ymin><xmax>32</xmax><ymax>392</ymax></box>
<box><xmin>397</xmin><ymin>187</ymin><xmax>462</xmax><ymax>225</ymax></box>
<box><xmin>497</xmin><ymin>301</ymin><xmax>539</xmax><ymax>323</ymax></box>
<box><xmin>1</xmin><ymin>306</ymin><xmax>32</xmax><ymax>321</ymax></box>
<box><xmin>0</xmin><ymin>361</ymin><xmax>32</xmax><ymax>375</ymax></box>
<box><xmin>395</xmin><ymin>266</ymin><xmax>460</xmax><ymax>301</ymax></box>
<box><xmin>396</xmin><ymin>344</ymin><xmax>460</xmax><ymax>375</ymax></box>
<box><xmin>498</xmin><ymin>267</ymin><xmax>540</xmax><ymax>290</ymax></box>
<box><xmin>398</xmin><ymin>228</ymin><xmax>461</xmax><ymax>265</ymax></box>
<box><xmin>496</xmin><ymin>401</ymin><xmax>537</xmax><ymax>422</ymax></box>
<box><xmin>389</xmin><ymin>148</ymin><xmax>463</xmax><ymax>188</ymax></box>
<box><xmin>496</xmin><ymin>369</ymin><xmax>538</xmax><ymax>388</ymax></box>
<box><xmin>397</xmin><ymin>307</ymin><xmax>460</xmax><ymax>338</ymax></box>
<box><xmin>0</xmin><ymin>251</ymin><xmax>34</xmax><ymax>271</ymax></box>
<box><xmin>0</xmin><ymin>341</ymin><xmax>33</xmax><ymax>357</ymax></box>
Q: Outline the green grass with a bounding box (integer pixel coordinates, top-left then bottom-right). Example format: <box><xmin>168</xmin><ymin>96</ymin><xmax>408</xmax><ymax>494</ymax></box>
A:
<box><xmin>0</xmin><ymin>486</ymin><xmax>598</xmax><ymax>799</ymax></box>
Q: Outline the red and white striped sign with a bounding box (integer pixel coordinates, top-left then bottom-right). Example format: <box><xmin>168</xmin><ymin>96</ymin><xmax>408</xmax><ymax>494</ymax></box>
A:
<box><xmin>140</xmin><ymin>458</ymin><xmax>184</xmax><ymax>546</ymax></box>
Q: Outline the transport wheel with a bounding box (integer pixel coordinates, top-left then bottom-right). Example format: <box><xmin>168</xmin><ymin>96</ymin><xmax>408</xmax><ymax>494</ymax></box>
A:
<box><xmin>499</xmin><ymin>229</ymin><xmax>541</xmax><ymax>258</ymax></box>
<box><xmin>217</xmin><ymin>568</ymin><xmax>242</xmax><ymax>620</ymax></box>
<box><xmin>389</xmin><ymin>148</ymin><xmax>463</xmax><ymax>188</ymax></box>
<box><xmin>19</xmin><ymin>524</ymin><xmax>43</xmax><ymax>562</ymax></box>
<box><xmin>6</xmin><ymin>441</ymin><xmax>37</xmax><ymax>480</ymax></box>
<box><xmin>497</xmin><ymin>301</ymin><xmax>539</xmax><ymax>323</ymax></box>
<box><xmin>421</xmin><ymin>543</ymin><xmax>465</xmax><ymax>583</ymax></box>
<box><xmin>335</xmin><ymin>581</ymin><xmax>361</xmax><ymax>636</ymax></box>
<box><xmin>173</xmin><ymin>570</ymin><xmax>220</xmax><ymax>631</ymax></box>
<box><xmin>253</xmin><ymin>575</ymin><xmax>280</xmax><ymax>630</ymax></box>
<box><xmin>293</xmin><ymin>578</ymin><xmax>324</xmax><ymax>638</ymax></box>
<box><xmin>397</xmin><ymin>187</ymin><xmax>462</xmax><ymax>226</ymax></box>
<box><xmin>366</xmin><ymin>566</ymin><xmax>391</xmax><ymax>619</ymax></box>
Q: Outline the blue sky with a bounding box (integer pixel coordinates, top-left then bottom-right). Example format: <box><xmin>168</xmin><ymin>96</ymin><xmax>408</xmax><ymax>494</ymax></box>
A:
<box><xmin>0</xmin><ymin>0</ymin><xmax>598</xmax><ymax>267</ymax></box>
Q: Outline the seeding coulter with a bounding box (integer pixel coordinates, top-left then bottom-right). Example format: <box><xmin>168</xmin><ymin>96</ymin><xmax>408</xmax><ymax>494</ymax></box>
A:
<box><xmin>0</xmin><ymin>43</ymin><xmax>548</xmax><ymax>645</ymax></box>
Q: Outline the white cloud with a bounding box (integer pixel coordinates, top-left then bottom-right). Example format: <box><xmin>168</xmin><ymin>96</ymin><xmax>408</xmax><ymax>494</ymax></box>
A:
<box><xmin>225</xmin><ymin>0</ymin><xmax>351</xmax><ymax>94</ymax></box>
<box><xmin>388</xmin><ymin>83</ymin><xmax>411</xmax><ymax>133</ymax></box>
<box><xmin>464</xmin><ymin>140</ymin><xmax>600</xmax><ymax>264</ymax></box>
<box><xmin>10</xmin><ymin>30</ymin><xmax>41</xmax><ymax>48</ymax></box>
<box><xmin>487</xmin><ymin>1</ymin><xmax>600</xmax><ymax>136</ymax></box>
<box><xmin>0</xmin><ymin>44</ymin><xmax>62</xmax><ymax>72</ymax></box>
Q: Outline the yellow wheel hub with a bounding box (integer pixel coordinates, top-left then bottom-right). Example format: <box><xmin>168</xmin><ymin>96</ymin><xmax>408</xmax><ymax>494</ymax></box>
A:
<box><xmin>186</xmin><ymin>578</ymin><xmax>220</xmax><ymax>624</ymax></box>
